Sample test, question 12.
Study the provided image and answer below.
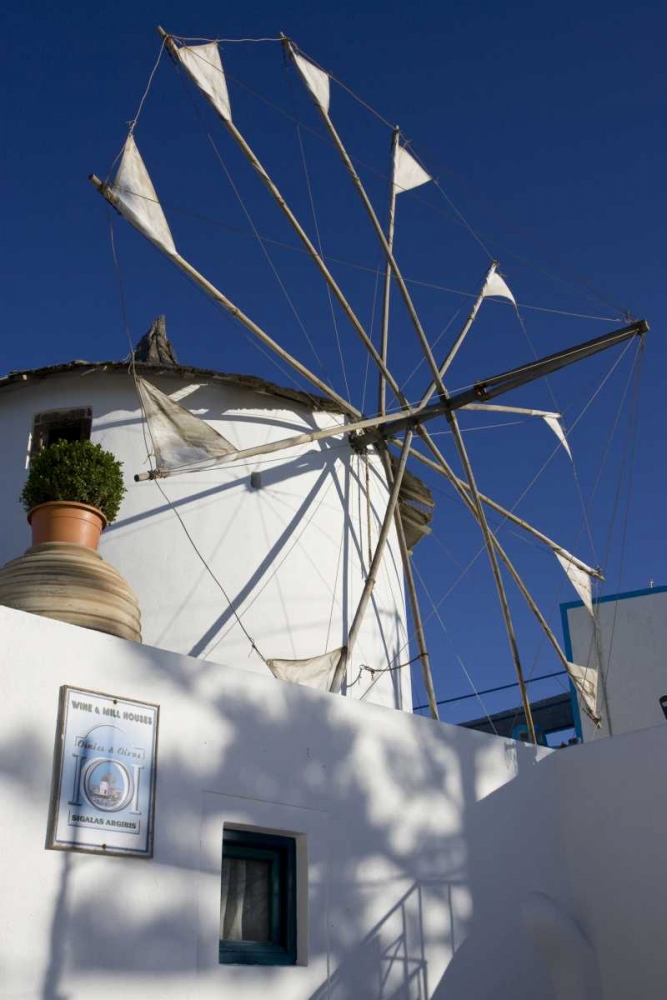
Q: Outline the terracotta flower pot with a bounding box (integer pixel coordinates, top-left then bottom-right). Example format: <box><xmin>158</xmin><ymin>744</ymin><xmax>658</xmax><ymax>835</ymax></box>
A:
<box><xmin>28</xmin><ymin>501</ymin><xmax>108</xmax><ymax>551</ymax></box>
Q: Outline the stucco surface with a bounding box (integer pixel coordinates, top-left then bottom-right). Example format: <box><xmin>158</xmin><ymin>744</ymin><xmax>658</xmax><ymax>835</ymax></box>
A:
<box><xmin>0</xmin><ymin>371</ymin><xmax>410</xmax><ymax>710</ymax></box>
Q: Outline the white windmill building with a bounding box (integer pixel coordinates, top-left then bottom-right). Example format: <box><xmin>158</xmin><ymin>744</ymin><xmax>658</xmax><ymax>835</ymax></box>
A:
<box><xmin>1</xmin><ymin>29</ymin><xmax>664</xmax><ymax>1000</ymax></box>
<box><xmin>0</xmin><ymin>315</ymin><xmax>435</xmax><ymax>711</ymax></box>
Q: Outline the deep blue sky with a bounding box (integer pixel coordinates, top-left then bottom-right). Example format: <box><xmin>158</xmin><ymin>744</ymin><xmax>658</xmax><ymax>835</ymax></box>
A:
<box><xmin>2</xmin><ymin>0</ymin><xmax>664</xmax><ymax>729</ymax></box>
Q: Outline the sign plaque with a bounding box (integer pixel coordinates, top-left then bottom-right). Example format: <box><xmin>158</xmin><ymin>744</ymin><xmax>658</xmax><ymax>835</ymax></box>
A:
<box><xmin>48</xmin><ymin>686</ymin><xmax>159</xmax><ymax>858</ymax></box>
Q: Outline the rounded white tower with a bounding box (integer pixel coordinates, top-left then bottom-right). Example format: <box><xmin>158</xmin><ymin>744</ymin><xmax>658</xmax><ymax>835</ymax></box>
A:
<box><xmin>0</xmin><ymin>319</ymin><xmax>431</xmax><ymax>711</ymax></box>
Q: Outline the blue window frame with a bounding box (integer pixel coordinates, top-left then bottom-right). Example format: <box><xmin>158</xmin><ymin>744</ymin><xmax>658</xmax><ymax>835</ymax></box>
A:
<box><xmin>219</xmin><ymin>829</ymin><xmax>297</xmax><ymax>966</ymax></box>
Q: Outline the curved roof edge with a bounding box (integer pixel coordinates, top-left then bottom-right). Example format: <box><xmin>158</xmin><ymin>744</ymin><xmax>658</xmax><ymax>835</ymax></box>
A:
<box><xmin>0</xmin><ymin>360</ymin><xmax>343</xmax><ymax>414</ymax></box>
<box><xmin>0</xmin><ymin>357</ymin><xmax>435</xmax><ymax>549</ymax></box>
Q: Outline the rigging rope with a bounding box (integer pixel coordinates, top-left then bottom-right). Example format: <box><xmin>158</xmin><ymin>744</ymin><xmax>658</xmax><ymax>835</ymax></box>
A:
<box><xmin>104</xmin><ymin>37</ymin><xmax>648</xmax><ymax>714</ymax></box>
<box><xmin>427</xmin><ymin>419</ymin><xmax>527</xmax><ymax>435</ymax></box>
<box><xmin>172</xmin><ymin>58</ymin><xmax>331</xmax><ymax>383</ymax></box>
<box><xmin>401</xmin><ymin>306</ymin><xmax>463</xmax><ymax>392</ymax></box>
<box><xmin>410</xmin><ymin>561</ymin><xmax>499</xmax><ymax>734</ymax></box>
<box><xmin>203</xmin><ymin>471</ymin><xmax>339</xmax><ymax>660</ymax></box>
<box><xmin>114</xmin><ymin>32</ymin><xmax>627</xmax><ymax>324</ymax></box>
<box><xmin>108</xmin><ymin>216</ymin><xmax>269</xmax><ymax>665</ymax></box>
<box><xmin>503</xmin><ymin>339</ymin><xmax>644</xmax><ymax>735</ymax></box>
<box><xmin>287</xmin><ymin>66</ymin><xmax>353</xmax><ymax>401</ymax></box>
<box><xmin>156</xmin><ymin>39</ymin><xmax>635</xmax><ymax>321</ymax></box>
<box><xmin>515</xmin><ymin>305</ymin><xmax>599</xmax><ymax>566</ymax></box>
<box><xmin>153</xmin><ymin>477</ymin><xmax>270</xmax><ymax>665</ymax></box>
<box><xmin>170</xmin><ymin>34</ymin><xmax>284</xmax><ymax>43</ymax></box>
<box><xmin>504</xmin><ymin>337</ymin><xmax>637</xmax><ymax>517</ymax></box>
<box><xmin>106</xmin><ymin>38</ymin><xmax>166</xmax><ymax>182</ymax></box>
<box><xmin>290</xmin><ymin>41</ymin><xmax>397</xmax><ymax>130</ymax></box>
<box><xmin>107</xmin><ymin>184</ymin><xmax>620</xmax><ymax>323</ymax></box>
<box><xmin>596</xmin><ymin>340</ymin><xmax>645</xmax><ymax>692</ymax></box>
<box><xmin>387</xmin><ymin>339</ymin><xmax>641</xmax><ymax>673</ymax></box>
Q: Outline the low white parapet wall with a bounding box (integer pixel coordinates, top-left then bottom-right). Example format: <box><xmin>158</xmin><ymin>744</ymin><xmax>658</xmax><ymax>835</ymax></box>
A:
<box><xmin>0</xmin><ymin>605</ymin><xmax>664</xmax><ymax>998</ymax></box>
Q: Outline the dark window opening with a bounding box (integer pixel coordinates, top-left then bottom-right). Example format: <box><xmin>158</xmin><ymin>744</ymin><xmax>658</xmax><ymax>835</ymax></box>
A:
<box><xmin>30</xmin><ymin>408</ymin><xmax>92</xmax><ymax>459</ymax></box>
<box><xmin>219</xmin><ymin>829</ymin><xmax>297</xmax><ymax>966</ymax></box>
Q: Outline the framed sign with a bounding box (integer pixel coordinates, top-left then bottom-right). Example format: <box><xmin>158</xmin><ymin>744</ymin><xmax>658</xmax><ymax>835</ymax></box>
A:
<box><xmin>48</xmin><ymin>686</ymin><xmax>159</xmax><ymax>858</ymax></box>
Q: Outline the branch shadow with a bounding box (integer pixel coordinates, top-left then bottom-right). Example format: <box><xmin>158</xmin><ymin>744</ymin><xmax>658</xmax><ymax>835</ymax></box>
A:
<box><xmin>0</xmin><ymin>632</ymin><xmax>558</xmax><ymax>1000</ymax></box>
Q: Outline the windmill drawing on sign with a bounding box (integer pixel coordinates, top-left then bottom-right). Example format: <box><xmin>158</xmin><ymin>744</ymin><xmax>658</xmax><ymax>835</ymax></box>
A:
<box><xmin>90</xmin><ymin>28</ymin><xmax>648</xmax><ymax>741</ymax></box>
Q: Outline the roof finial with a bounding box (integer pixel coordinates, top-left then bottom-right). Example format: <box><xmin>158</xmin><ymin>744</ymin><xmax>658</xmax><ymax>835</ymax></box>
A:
<box><xmin>133</xmin><ymin>315</ymin><xmax>178</xmax><ymax>365</ymax></box>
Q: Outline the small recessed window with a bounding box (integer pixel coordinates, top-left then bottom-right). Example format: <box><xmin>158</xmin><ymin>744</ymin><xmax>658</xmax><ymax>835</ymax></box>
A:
<box><xmin>219</xmin><ymin>829</ymin><xmax>297</xmax><ymax>966</ymax></box>
<box><xmin>30</xmin><ymin>408</ymin><xmax>92</xmax><ymax>460</ymax></box>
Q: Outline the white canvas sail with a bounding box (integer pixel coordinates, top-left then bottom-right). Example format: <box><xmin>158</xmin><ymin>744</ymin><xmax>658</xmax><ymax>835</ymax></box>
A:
<box><xmin>393</xmin><ymin>144</ymin><xmax>431</xmax><ymax>194</ymax></box>
<box><xmin>556</xmin><ymin>552</ymin><xmax>594</xmax><ymax>616</ymax></box>
<box><xmin>293</xmin><ymin>52</ymin><xmax>330</xmax><ymax>113</ymax></box>
<box><xmin>567</xmin><ymin>660</ymin><xmax>600</xmax><ymax>722</ymax></box>
<box><xmin>173</xmin><ymin>41</ymin><xmax>232</xmax><ymax>123</ymax></box>
<box><xmin>110</xmin><ymin>136</ymin><xmax>176</xmax><ymax>255</ymax></box>
<box><xmin>267</xmin><ymin>648</ymin><xmax>342</xmax><ymax>690</ymax></box>
<box><xmin>137</xmin><ymin>378</ymin><xmax>235</xmax><ymax>472</ymax></box>
<box><xmin>482</xmin><ymin>270</ymin><xmax>516</xmax><ymax>306</ymax></box>
<box><xmin>543</xmin><ymin>415</ymin><xmax>573</xmax><ymax>460</ymax></box>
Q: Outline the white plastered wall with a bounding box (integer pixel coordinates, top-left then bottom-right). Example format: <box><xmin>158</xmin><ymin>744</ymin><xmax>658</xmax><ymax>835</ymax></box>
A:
<box><xmin>2</xmin><ymin>606</ymin><xmax>667</xmax><ymax>998</ymax></box>
<box><xmin>0</xmin><ymin>606</ymin><xmax>561</xmax><ymax>1000</ymax></box>
<box><xmin>0</xmin><ymin>371</ymin><xmax>410</xmax><ymax>710</ymax></box>
<box><xmin>553</xmin><ymin>724</ymin><xmax>667</xmax><ymax>999</ymax></box>
<box><xmin>564</xmin><ymin>588</ymin><xmax>667</xmax><ymax>740</ymax></box>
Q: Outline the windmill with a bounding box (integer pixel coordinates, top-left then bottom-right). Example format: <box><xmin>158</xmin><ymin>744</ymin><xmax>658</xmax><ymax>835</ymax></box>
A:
<box><xmin>89</xmin><ymin>28</ymin><xmax>648</xmax><ymax>741</ymax></box>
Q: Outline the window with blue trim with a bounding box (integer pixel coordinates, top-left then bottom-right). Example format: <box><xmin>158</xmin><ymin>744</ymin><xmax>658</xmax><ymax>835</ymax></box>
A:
<box><xmin>219</xmin><ymin>829</ymin><xmax>297</xmax><ymax>966</ymax></box>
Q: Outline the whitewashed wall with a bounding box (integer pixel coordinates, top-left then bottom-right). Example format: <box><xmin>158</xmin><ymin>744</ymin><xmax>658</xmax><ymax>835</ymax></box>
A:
<box><xmin>0</xmin><ymin>371</ymin><xmax>410</xmax><ymax>710</ymax></box>
<box><xmin>563</xmin><ymin>587</ymin><xmax>667</xmax><ymax>740</ymax></box>
<box><xmin>0</xmin><ymin>605</ymin><xmax>560</xmax><ymax>1000</ymax></box>
<box><xmin>2</xmin><ymin>606</ymin><xmax>666</xmax><ymax>998</ymax></box>
<box><xmin>554</xmin><ymin>725</ymin><xmax>667</xmax><ymax>1000</ymax></box>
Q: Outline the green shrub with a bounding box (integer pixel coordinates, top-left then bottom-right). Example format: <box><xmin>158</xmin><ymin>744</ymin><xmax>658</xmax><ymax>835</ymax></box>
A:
<box><xmin>20</xmin><ymin>440</ymin><xmax>127</xmax><ymax>524</ymax></box>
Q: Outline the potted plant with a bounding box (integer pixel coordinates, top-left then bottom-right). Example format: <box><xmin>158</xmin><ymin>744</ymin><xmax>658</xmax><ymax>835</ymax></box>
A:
<box><xmin>20</xmin><ymin>440</ymin><xmax>126</xmax><ymax>550</ymax></box>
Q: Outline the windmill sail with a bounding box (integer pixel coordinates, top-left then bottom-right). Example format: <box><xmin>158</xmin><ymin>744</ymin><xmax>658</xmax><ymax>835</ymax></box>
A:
<box><xmin>567</xmin><ymin>660</ymin><xmax>600</xmax><ymax>722</ymax></box>
<box><xmin>293</xmin><ymin>52</ymin><xmax>330</xmax><ymax>112</ymax></box>
<box><xmin>556</xmin><ymin>552</ymin><xmax>594</xmax><ymax>615</ymax></box>
<box><xmin>482</xmin><ymin>270</ymin><xmax>516</xmax><ymax>306</ymax></box>
<box><xmin>172</xmin><ymin>41</ymin><xmax>232</xmax><ymax>122</ymax></box>
<box><xmin>137</xmin><ymin>378</ymin><xmax>235</xmax><ymax>473</ymax></box>
<box><xmin>543</xmin><ymin>415</ymin><xmax>573</xmax><ymax>460</ymax></box>
<box><xmin>393</xmin><ymin>145</ymin><xmax>431</xmax><ymax>194</ymax></box>
<box><xmin>87</xmin><ymin>31</ymin><xmax>650</xmax><ymax>736</ymax></box>
<box><xmin>109</xmin><ymin>136</ymin><xmax>176</xmax><ymax>255</ymax></box>
<box><xmin>267</xmin><ymin>648</ymin><xmax>342</xmax><ymax>690</ymax></box>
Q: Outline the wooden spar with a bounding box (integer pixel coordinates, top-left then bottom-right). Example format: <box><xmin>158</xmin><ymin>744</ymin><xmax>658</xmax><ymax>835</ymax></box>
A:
<box><xmin>373</xmin><ymin>130</ymin><xmax>438</xmax><ymax>714</ymax></box>
<box><xmin>127</xmin><ymin>390</ymin><xmax>563</xmax><ymax>483</ymax></box>
<box><xmin>443</xmin><ymin>414</ymin><xmax>537</xmax><ymax>742</ymax></box>
<box><xmin>379</xmin><ymin>447</ymin><xmax>439</xmax><ymax>719</ymax></box>
<box><xmin>493</xmin><ymin>537</ymin><xmax>600</xmax><ymax>722</ymax></box>
<box><xmin>130</xmin><ymin>393</ymin><xmax>563</xmax><ymax>482</ymax></box>
<box><xmin>89</xmin><ymin>173</ymin><xmax>360</xmax><ymax>421</ymax></box>
<box><xmin>448</xmin><ymin>320</ymin><xmax>648</xmax><ymax>410</ymax></box>
<box><xmin>354</xmin><ymin>320</ymin><xmax>647</xmax><ymax>441</ymax></box>
<box><xmin>409</xmin><ymin>433</ymin><xmax>595</xmax><ymax>721</ymax></box>
<box><xmin>365</xmin><ymin>152</ymin><xmax>539</xmax><ymax>743</ymax></box>
<box><xmin>398</xmin><ymin>442</ymin><xmax>602</xmax><ymax>579</ymax></box>
<box><xmin>330</xmin><ymin>430</ymin><xmax>414</xmax><ymax>693</ymax></box>
<box><xmin>132</xmin><ymin>402</ymin><xmax>446</xmax><ymax>480</ymax></box>
<box><xmin>418</xmin><ymin>263</ymin><xmax>496</xmax><ymax>409</ymax></box>
<box><xmin>285</xmin><ymin>43</ymin><xmax>444</xmax><ymax>390</ymax></box>
<box><xmin>379</xmin><ymin>128</ymin><xmax>400</xmax><ymax>416</ymax></box>
<box><xmin>462</xmin><ymin>403</ymin><xmax>561</xmax><ymax>418</ymax></box>
<box><xmin>159</xmin><ymin>30</ymin><xmax>407</xmax><ymax>411</ymax></box>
